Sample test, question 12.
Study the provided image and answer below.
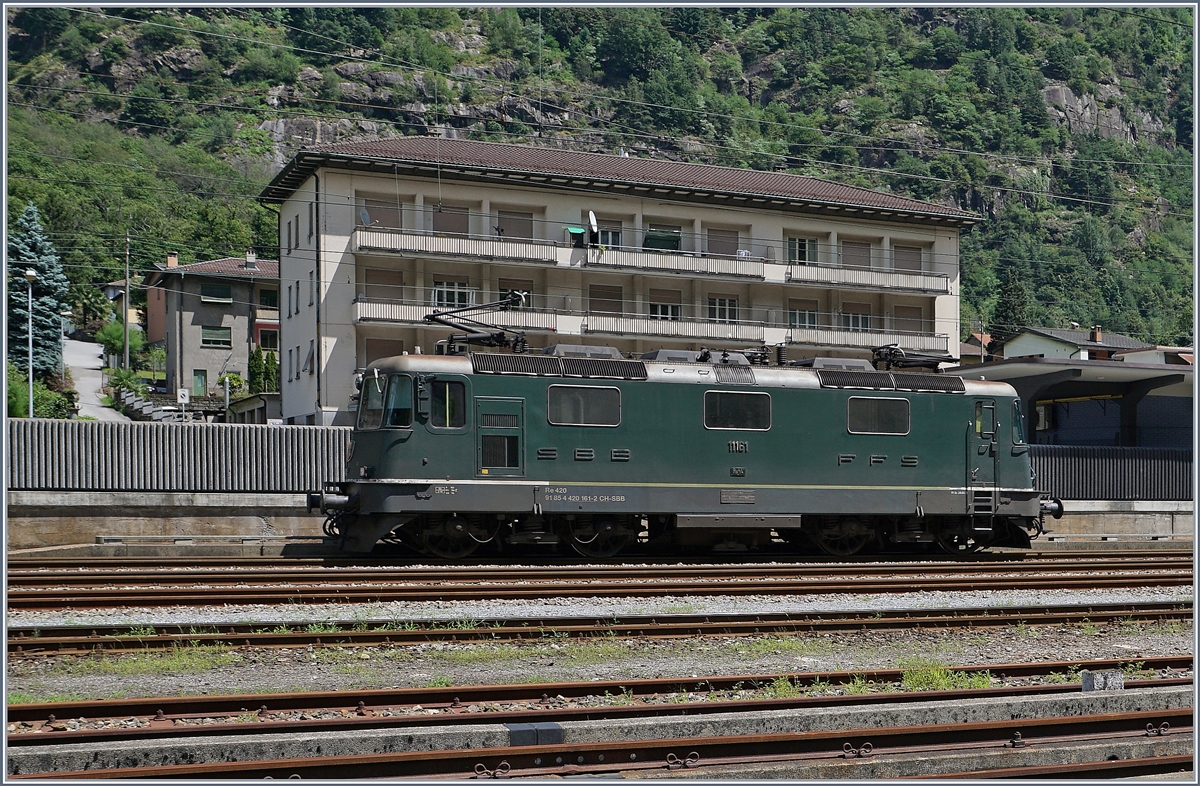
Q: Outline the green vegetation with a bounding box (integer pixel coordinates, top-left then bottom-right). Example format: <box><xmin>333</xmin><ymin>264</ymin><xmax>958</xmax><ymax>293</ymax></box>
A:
<box><xmin>5</xmin><ymin>8</ymin><xmax>1193</xmax><ymax>344</ymax></box>
<box><xmin>49</xmin><ymin>645</ymin><xmax>241</xmax><ymax>676</ymax></box>
<box><xmin>900</xmin><ymin>659</ymin><xmax>992</xmax><ymax>691</ymax></box>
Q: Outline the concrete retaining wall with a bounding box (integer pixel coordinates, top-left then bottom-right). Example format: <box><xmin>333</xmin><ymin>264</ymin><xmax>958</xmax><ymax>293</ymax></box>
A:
<box><xmin>1045</xmin><ymin>499</ymin><xmax>1193</xmax><ymax>539</ymax></box>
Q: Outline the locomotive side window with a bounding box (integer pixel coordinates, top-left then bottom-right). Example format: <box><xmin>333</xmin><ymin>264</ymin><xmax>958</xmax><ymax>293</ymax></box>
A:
<box><xmin>974</xmin><ymin>400</ymin><xmax>995</xmax><ymax>436</ymax></box>
<box><xmin>847</xmin><ymin>397</ymin><xmax>909</xmax><ymax>435</ymax></box>
<box><xmin>547</xmin><ymin>385</ymin><xmax>621</xmax><ymax>427</ymax></box>
<box><xmin>1011</xmin><ymin>401</ymin><xmax>1026</xmax><ymax>445</ymax></box>
<box><xmin>384</xmin><ymin>374</ymin><xmax>413</xmax><ymax>428</ymax></box>
<box><xmin>704</xmin><ymin>391</ymin><xmax>771</xmax><ymax>431</ymax></box>
<box><xmin>357</xmin><ymin>375</ymin><xmax>386</xmax><ymax>430</ymax></box>
<box><xmin>430</xmin><ymin>381</ymin><xmax>466</xmax><ymax>428</ymax></box>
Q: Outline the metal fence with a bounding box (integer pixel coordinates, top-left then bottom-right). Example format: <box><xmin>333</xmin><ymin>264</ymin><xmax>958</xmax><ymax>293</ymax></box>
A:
<box><xmin>1030</xmin><ymin>445</ymin><xmax>1193</xmax><ymax>501</ymax></box>
<box><xmin>8</xmin><ymin>420</ymin><xmax>349</xmax><ymax>492</ymax></box>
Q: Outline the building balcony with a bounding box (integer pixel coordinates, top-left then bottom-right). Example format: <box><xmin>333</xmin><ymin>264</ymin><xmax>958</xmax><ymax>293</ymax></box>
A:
<box><xmin>354</xmin><ymin>227</ymin><xmax>558</xmax><ymax>265</ymax></box>
<box><xmin>786</xmin><ymin>263</ymin><xmax>949</xmax><ymax>294</ymax></box>
<box><xmin>254</xmin><ymin>307</ymin><xmax>280</xmax><ymax>323</ymax></box>
<box><xmin>352</xmin><ymin>227</ymin><xmax>951</xmax><ymax>295</ymax></box>
<box><xmin>353</xmin><ymin>298</ymin><xmax>948</xmax><ymax>354</ymax></box>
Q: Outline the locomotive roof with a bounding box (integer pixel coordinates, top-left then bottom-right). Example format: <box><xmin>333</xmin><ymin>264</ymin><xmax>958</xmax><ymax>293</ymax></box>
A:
<box><xmin>364</xmin><ymin>354</ymin><xmax>1016</xmax><ymax>397</ymax></box>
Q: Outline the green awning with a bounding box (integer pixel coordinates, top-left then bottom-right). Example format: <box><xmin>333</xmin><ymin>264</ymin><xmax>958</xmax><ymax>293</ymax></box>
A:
<box><xmin>567</xmin><ymin>226</ymin><xmax>586</xmax><ymax>235</ymax></box>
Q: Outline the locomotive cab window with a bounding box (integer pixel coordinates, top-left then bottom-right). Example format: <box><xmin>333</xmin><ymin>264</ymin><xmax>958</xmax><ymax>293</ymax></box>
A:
<box><xmin>430</xmin><ymin>381</ymin><xmax>466</xmax><ymax>428</ymax></box>
<box><xmin>974</xmin><ymin>401</ymin><xmax>995</xmax><ymax>437</ymax></box>
<box><xmin>704</xmin><ymin>391</ymin><xmax>771</xmax><ymax>431</ymax></box>
<box><xmin>847</xmin><ymin>397</ymin><xmax>910</xmax><ymax>435</ymax></box>
<box><xmin>357</xmin><ymin>374</ymin><xmax>386</xmax><ymax>430</ymax></box>
<box><xmin>547</xmin><ymin>385</ymin><xmax>621</xmax><ymax>427</ymax></box>
<box><xmin>384</xmin><ymin>374</ymin><xmax>413</xmax><ymax>428</ymax></box>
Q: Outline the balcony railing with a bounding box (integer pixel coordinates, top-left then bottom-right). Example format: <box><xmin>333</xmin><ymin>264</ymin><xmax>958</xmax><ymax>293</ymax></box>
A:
<box><xmin>586</xmin><ymin>314</ymin><xmax>766</xmax><ymax>342</ymax></box>
<box><xmin>353</xmin><ymin>298</ymin><xmax>947</xmax><ymax>353</ymax></box>
<box><xmin>354</xmin><ymin>227</ymin><xmax>558</xmax><ymax>264</ymax></box>
<box><xmin>354</xmin><ymin>299</ymin><xmax>558</xmax><ymax>331</ymax></box>
<box><xmin>787</xmin><ymin>263</ymin><xmax>949</xmax><ymax>294</ymax></box>
<box><xmin>254</xmin><ymin>307</ymin><xmax>280</xmax><ymax>322</ymax></box>
<box><xmin>789</xmin><ymin>325</ymin><xmax>949</xmax><ymax>353</ymax></box>
<box><xmin>587</xmin><ymin>247</ymin><xmax>764</xmax><ymax>278</ymax></box>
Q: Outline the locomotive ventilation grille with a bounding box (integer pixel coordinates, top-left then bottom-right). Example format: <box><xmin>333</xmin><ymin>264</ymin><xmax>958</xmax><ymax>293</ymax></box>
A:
<box><xmin>817</xmin><ymin>369</ymin><xmax>965</xmax><ymax>393</ymax></box>
<box><xmin>714</xmin><ymin>365</ymin><xmax>756</xmax><ymax>385</ymax></box>
<box><xmin>891</xmin><ymin>373</ymin><xmax>966</xmax><ymax>393</ymax></box>
<box><xmin>561</xmin><ymin>357</ymin><xmax>649</xmax><ymax>380</ymax></box>
<box><xmin>471</xmin><ymin>353</ymin><xmax>563</xmax><ymax>376</ymax></box>
<box><xmin>480</xmin><ymin>414</ymin><xmax>520</xmax><ymax>428</ymax></box>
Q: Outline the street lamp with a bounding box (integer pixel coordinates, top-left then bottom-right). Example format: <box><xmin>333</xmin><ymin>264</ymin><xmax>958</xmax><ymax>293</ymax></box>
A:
<box><xmin>24</xmin><ymin>269</ymin><xmax>36</xmax><ymax>418</ymax></box>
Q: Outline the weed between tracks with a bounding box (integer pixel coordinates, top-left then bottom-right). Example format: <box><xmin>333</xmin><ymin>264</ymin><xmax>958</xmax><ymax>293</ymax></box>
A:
<box><xmin>898</xmin><ymin>659</ymin><xmax>992</xmax><ymax>691</ymax></box>
<box><xmin>41</xmin><ymin>645</ymin><xmax>242</xmax><ymax>678</ymax></box>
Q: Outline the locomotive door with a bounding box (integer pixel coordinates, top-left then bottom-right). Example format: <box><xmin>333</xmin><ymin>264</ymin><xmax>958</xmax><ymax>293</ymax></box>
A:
<box><xmin>476</xmin><ymin>397</ymin><xmax>525</xmax><ymax>477</ymax></box>
<box><xmin>968</xmin><ymin>399</ymin><xmax>999</xmax><ymax>520</ymax></box>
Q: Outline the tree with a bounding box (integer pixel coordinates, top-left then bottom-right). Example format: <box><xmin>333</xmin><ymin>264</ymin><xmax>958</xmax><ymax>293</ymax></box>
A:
<box><xmin>248</xmin><ymin>345</ymin><xmax>265</xmax><ymax>394</ymax></box>
<box><xmin>7</xmin><ymin>204</ymin><xmax>70</xmax><ymax>379</ymax></box>
<box><xmin>94</xmin><ymin>320</ymin><xmax>145</xmax><ymax>360</ymax></box>
<box><xmin>263</xmin><ymin>351</ymin><xmax>279</xmax><ymax>393</ymax></box>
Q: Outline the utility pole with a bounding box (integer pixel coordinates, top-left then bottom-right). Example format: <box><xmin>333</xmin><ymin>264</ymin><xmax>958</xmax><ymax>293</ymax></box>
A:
<box><xmin>123</xmin><ymin>230</ymin><xmax>131</xmax><ymax>370</ymax></box>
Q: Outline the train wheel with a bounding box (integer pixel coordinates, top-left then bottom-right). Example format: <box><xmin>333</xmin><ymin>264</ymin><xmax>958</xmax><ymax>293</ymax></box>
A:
<box><xmin>421</xmin><ymin>514</ymin><xmax>481</xmax><ymax>560</ymax></box>
<box><xmin>935</xmin><ymin>528</ymin><xmax>992</xmax><ymax>556</ymax></box>
<box><xmin>568</xmin><ymin>516</ymin><xmax>633</xmax><ymax>558</ymax></box>
<box><xmin>811</xmin><ymin>516</ymin><xmax>873</xmax><ymax>557</ymax></box>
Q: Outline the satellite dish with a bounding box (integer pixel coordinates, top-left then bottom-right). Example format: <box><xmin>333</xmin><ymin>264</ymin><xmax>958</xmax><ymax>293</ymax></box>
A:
<box><xmin>359</xmin><ymin>207</ymin><xmax>371</xmax><ymax>226</ymax></box>
<box><xmin>588</xmin><ymin>210</ymin><xmax>598</xmax><ymax>234</ymax></box>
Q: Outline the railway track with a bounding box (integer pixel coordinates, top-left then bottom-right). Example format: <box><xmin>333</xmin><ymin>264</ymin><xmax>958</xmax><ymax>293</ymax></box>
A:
<box><xmin>10</xmin><ymin>705</ymin><xmax>1192</xmax><ymax>779</ymax></box>
<box><xmin>8</xmin><ymin>656</ymin><xmax>1191</xmax><ymax>747</ymax></box>
<box><xmin>7</xmin><ymin>558</ymin><xmax>1192</xmax><ymax>610</ymax></box>
<box><xmin>7</xmin><ymin>601</ymin><xmax>1192</xmax><ymax>655</ymax></box>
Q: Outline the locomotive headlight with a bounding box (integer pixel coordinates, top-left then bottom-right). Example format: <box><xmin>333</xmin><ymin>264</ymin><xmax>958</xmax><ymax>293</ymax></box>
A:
<box><xmin>345</xmin><ymin>440</ymin><xmax>355</xmax><ymax>462</ymax></box>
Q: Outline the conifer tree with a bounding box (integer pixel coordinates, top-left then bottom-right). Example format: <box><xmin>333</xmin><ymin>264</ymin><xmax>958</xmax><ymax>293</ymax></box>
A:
<box><xmin>7</xmin><ymin>204</ymin><xmax>70</xmax><ymax>378</ymax></box>
<box><xmin>262</xmin><ymin>350</ymin><xmax>279</xmax><ymax>393</ymax></box>
<box><xmin>248</xmin><ymin>345</ymin><xmax>265</xmax><ymax>394</ymax></box>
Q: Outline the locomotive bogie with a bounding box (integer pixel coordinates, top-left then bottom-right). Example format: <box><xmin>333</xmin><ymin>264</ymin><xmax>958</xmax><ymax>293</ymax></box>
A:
<box><xmin>323</xmin><ymin>351</ymin><xmax>1048</xmax><ymax>557</ymax></box>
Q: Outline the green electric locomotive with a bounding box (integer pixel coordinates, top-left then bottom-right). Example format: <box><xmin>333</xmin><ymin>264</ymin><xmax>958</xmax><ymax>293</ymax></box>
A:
<box><xmin>313</xmin><ymin>344</ymin><xmax>1061</xmax><ymax>559</ymax></box>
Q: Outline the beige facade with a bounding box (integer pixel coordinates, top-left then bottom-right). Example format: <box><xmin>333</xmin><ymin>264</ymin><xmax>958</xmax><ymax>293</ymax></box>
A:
<box><xmin>267</xmin><ymin>141</ymin><xmax>973</xmax><ymax>425</ymax></box>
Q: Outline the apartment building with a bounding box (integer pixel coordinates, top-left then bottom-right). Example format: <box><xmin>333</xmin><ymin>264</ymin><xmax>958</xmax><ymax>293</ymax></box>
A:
<box><xmin>144</xmin><ymin>252</ymin><xmax>280</xmax><ymax>397</ymax></box>
<box><xmin>260</xmin><ymin>138</ymin><xmax>977</xmax><ymax>425</ymax></box>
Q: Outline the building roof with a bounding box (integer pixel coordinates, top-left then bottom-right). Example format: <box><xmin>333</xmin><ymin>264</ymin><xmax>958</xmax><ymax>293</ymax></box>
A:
<box><xmin>145</xmin><ymin>256</ymin><xmax>278</xmax><ymax>286</ymax></box>
<box><xmin>1007</xmin><ymin>326</ymin><xmax>1153</xmax><ymax>352</ymax></box>
<box><xmin>260</xmin><ymin>137</ymin><xmax>979</xmax><ymax>227</ymax></box>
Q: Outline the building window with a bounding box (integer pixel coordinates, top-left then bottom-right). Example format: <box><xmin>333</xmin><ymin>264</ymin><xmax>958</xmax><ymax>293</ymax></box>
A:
<box><xmin>308</xmin><ymin>270</ymin><xmax>314</xmax><ymax>305</ymax></box>
<box><xmin>287</xmin><ymin>348</ymin><xmax>293</xmax><ymax>381</ymax></box>
<box><xmin>588</xmin><ymin>284</ymin><xmax>623</xmax><ymax>315</ymax></box>
<box><xmin>200</xmin><ymin>326</ymin><xmax>232</xmax><ymax>348</ymax></box>
<box><xmin>286</xmin><ymin>285</ymin><xmax>292</xmax><ymax>318</ymax></box>
<box><xmin>259</xmin><ymin>289</ymin><xmax>279</xmax><ymax>308</ymax></box>
<box><xmin>841</xmin><ymin>303</ymin><xmax>871</xmax><ymax>332</ymax></box>
<box><xmin>598</xmin><ymin>223</ymin><xmax>621</xmax><ymax>248</ymax></box>
<box><xmin>357</xmin><ymin>200</ymin><xmax>401</xmax><ymax>229</ymax></box>
<box><xmin>294</xmin><ymin>213</ymin><xmax>300</xmax><ymax>245</ymax></box>
<box><xmin>706</xmin><ymin>228</ymin><xmax>739</xmax><ymax>257</ymax></box>
<box><xmin>894</xmin><ymin>305</ymin><xmax>924</xmax><ymax>333</ymax></box>
<box><xmin>704</xmin><ymin>391</ymin><xmax>771</xmax><ymax>431</ymax></box>
<box><xmin>307</xmin><ymin>202</ymin><xmax>314</xmax><ymax>239</ymax></box>
<box><xmin>643</xmin><ymin>224</ymin><xmax>682</xmax><ymax>251</ymax></box>
<box><xmin>192</xmin><ymin>369</ymin><xmax>207</xmax><ymax>398</ymax></box>
<box><xmin>295</xmin><ymin>281</ymin><xmax>300</xmax><ymax>314</ymax></box>
<box><xmin>498</xmin><ymin>278</ymin><xmax>534</xmax><ymax>308</ymax></box>
<box><xmin>286</xmin><ymin>220</ymin><xmax>292</xmax><ymax>254</ymax></box>
<box><xmin>548</xmin><ymin>385</ymin><xmax>621</xmax><ymax>427</ymax></box>
<box><xmin>432</xmin><ymin>205</ymin><xmax>469</xmax><ymax>235</ymax></box>
<box><xmin>788</xmin><ymin>298</ymin><xmax>819</xmax><ymax>329</ymax></box>
<box><xmin>295</xmin><ymin>346</ymin><xmax>301</xmax><ymax>379</ymax></box>
<box><xmin>432</xmin><ymin>280</ymin><xmax>474</xmax><ymax>308</ymax></box>
<box><xmin>648</xmin><ymin>288</ymin><xmax>682</xmax><ymax>321</ymax></box>
<box><xmin>708</xmin><ymin>296</ymin><xmax>738</xmax><ymax>324</ymax></box>
<box><xmin>259</xmin><ymin>329</ymin><xmax>279</xmax><ymax>351</ymax></box>
<box><xmin>787</xmin><ymin>237</ymin><xmax>818</xmax><ymax>264</ymax></box>
<box><xmin>496</xmin><ymin>210</ymin><xmax>534</xmax><ymax>239</ymax></box>
<box><xmin>841</xmin><ymin>240</ymin><xmax>871</xmax><ymax>268</ymax></box>
<box><xmin>305</xmin><ymin>340</ymin><xmax>315</xmax><ymax>374</ymax></box>
<box><xmin>848</xmin><ymin>397</ymin><xmax>910</xmax><ymax>435</ymax></box>
<box><xmin>893</xmin><ymin>245</ymin><xmax>923</xmax><ymax>271</ymax></box>
<box><xmin>200</xmin><ymin>283</ymin><xmax>232</xmax><ymax>303</ymax></box>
